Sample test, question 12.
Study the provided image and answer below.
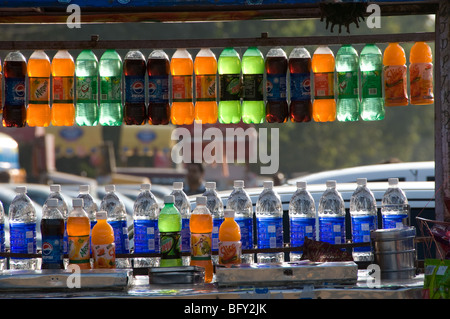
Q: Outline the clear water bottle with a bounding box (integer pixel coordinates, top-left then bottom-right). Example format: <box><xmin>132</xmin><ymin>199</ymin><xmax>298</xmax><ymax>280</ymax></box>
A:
<box><xmin>77</xmin><ymin>185</ymin><xmax>98</xmax><ymax>228</ymax></box>
<box><xmin>349</xmin><ymin>178</ymin><xmax>377</xmax><ymax>261</ymax></box>
<box><xmin>100</xmin><ymin>185</ymin><xmax>130</xmax><ymax>268</ymax></box>
<box><xmin>0</xmin><ymin>200</ymin><xmax>6</xmax><ymax>270</ymax></box>
<box><xmin>381</xmin><ymin>178</ymin><xmax>409</xmax><ymax>229</ymax></box>
<box><xmin>289</xmin><ymin>181</ymin><xmax>316</xmax><ymax>261</ymax></box>
<box><xmin>133</xmin><ymin>183</ymin><xmax>160</xmax><ymax>268</ymax></box>
<box><xmin>203</xmin><ymin>181</ymin><xmax>224</xmax><ymax>264</ymax></box>
<box><xmin>255</xmin><ymin>181</ymin><xmax>284</xmax><ymax>263</ymax></box>
<box><xmin>170</xmin><ymin>182</ymin><xmax>191</xmax><ymax>265</ymax></box>
<box><xmin>318</xmin><ymin>180</ymin><xmax>346</xmax><ymax>245</ymax></box>
<box><xmin>9</xmin><ymin>186</ymin><xmax>38</xmax><ymax>270</ymax></box>
<box><xmin>226</xmin><ymin>180</ymin><xmax>254</xmax><ymax>264</ymax></box>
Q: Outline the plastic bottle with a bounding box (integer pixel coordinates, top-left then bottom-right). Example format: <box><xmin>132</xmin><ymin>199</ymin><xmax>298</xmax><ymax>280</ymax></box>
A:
<box><xmin>3</xmin><ymin>51</ymin><xmax>27</xmax><ymax>127</ymax></box>
<box><xmin>0</xmin><ymin>201</ymin><xmax>5</xmax><ymax>270</ymax></box>
<box><xmin>170</xmin><ymin>182</ymin><xmax>191</xmax><ymax>265</ymax></box>
<box><xmin>336</xmin><ymin>45</ymin><xmax>360</xmax><ymax>122</ymax></box>
<box><xmin>92</xmin><ymin>211</ymin><xmax>116</xmax><ymax>269</ymax></box>
<box><xmin>147</xmin><ymin>49</ymin><xmax>170</xmax><ymax>125</ymax></box>
<box><xmin>51</xmin><ymin>50</ymin><xmax>75</xmax><ymax>126</ymax></box>
<box><xmin>409</xmin><ymin>41</ymin><xmax>434</xmax><ymax>105</ymax></box>
<box><xmin>383</xmin><ymin>42</ymin><xmax>408</xmax><ymax>106</ymax></box>
<box><xmin>217</xmin><ymin>47</ymin><xmax>242</xmax><ymax>124</ymax></box>
<box><xmin>158</xmin><ymin>195</ymin><xmax>182</xmax><ymax>267</ymax></box>
<box><xmin>318</xmin><ymin>180</ymin><xmax>346</xmax><ymax>245</ymax></box>
<box><xmin>242</xmin><ymin>47</ymin><xmax>265</xmax><ymax>124</ymax></box>
<box><xmin>265</xmin><ymin>47</ymin><xmax>288</xmax><ymax>123</ymax></box>
<box><xmin>133</xmin><ymin>183</ymin><xmax>160</xmax><ymax>268</ymax></box>
<box><xmin>288</xmin><ymin>181</ymin><xmax>316</xmax><ymax>261</ymax></box>
<box><xmin>9</xmin><ymin>186</ymin><xmax>38</xmax><ymax>270</ymax></box>
<box><xmin>77</xmin><ymin>184</ymin><xmax>98</xmax><ymax>229</ymax></box>
<box><xmin>75</xmin><ymin>50</ymin><xmax>99</xmax><ymax>126</ymax></box>
<box><xmin>226</xmin><ymin>180</ymin><xmax>254</xmax><ymax>264</ymax></box>
<box><xmin>312</xmin><ymin>46</ymin><xmax>336</xmax><ymax>122</ymax></box>
<box><xmin>202</xmin><ymin>181</ymin><xmax>224</xmax><ymax>264</ymax></box>
<box><xmin>67</xmin><ymin>198</ymin><xmax>91</xmax><ymax>269</ymax></box>
<box><xmin>99</xmin><ymin>49</ymin><xmax>123</xmax><ymax>126</ymax></box>
<box><xmin>0</xmin><ymin>57</ymin><xmax>2</xmax><ymax>119</ymax></box>
<box><xmin>359</xmin><ymin>44</ymin><xmax>385</xmax><ymax>121</ymax></box>
<box><xmin>218</xmin><ymin>209</ymin><xmax>242</xmax><ymax>266</ymax></box>
<box><xmin>170</xmin><ymin>48</ymin><xmax>194</xmax><ymax>125</ymax></box>
<box><xmin>289</xmin><ymin>47</ymin><xmax>312</xmax><ymax>122</ymax></box>
<box><xmin>349</xmin><ymin>178</ymin><xmax>378</xmax><ymax>261</ymax></box>
<box><xmin>27</xmin><ymin>50</ymin><xmax>51</xmax><ymax>127</ymax></box>
<box><xmin>190</xmin><ymin>196</ymin><xmax>213</xmax><ymax>283</ymax></box>
<box><xmin>194</xmin><ymin>48</ymin><xmax>218</xmax><ymax>124</ymax></box>
<box><xmin>100</xmin><ymin>185</ymin><xmax>130</xmax><ymax>268</ymax></box>
<box><xmin>381</xmin><ymin>178</ymin><xmax>409</xmax><ymax>229</ymax></box>
<box><xmin>41</xmin><ymin>198</ymin><xmax>64</xmax><ymax>269</ymax></box>
<box><xmin>123</xmin><ymin>50</ymin><xmax>147</xmax><ymax>125</ymax></box>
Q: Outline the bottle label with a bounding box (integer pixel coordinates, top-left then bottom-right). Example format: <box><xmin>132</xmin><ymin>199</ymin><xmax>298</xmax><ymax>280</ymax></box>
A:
<box><xmin>100</xmin><ymin>76</ymin><xmax>121</xmax><ymax>103</ymax></box>
<box><xmin>172</xmin><ymin>75</ymin><xmax>193</xmax><ymax>102</ymax></box>
<box><xmin>219</xmin><ymin>74</ymin><xmax>241</xmax><ymax>101</ymax></box>
<box><xmin>53</xmin><ymin>76</ymin><xmax>74</xmax><ymax>103</ymax></box>
<box><xmin>42</xmin><ymin>235</ymin><xmax>64</xmax><ymax>265</ymax></box>
<box><xmin>76</xmin><ymin>76</ymin><xmax>98</xmax><ymax>103</ymax></box>
<box><xmin>148</xmin><ymin>75</ymin><xmax>169</xmax><ymax>103</ymax></box>
<box><xmin>190</xmin><ymin>233</ymin><xmax>212</xmax><ymax>261</ymax></box>
<box><xmin>181</xmin><ymin>218</ymin><xmax>191</xmax><ymax>252</ymax></box>
<box><xmin>361</xmin><ymin>70</ymin><xmax>382</xmax><ymax>98</ymax></box>
<box><xmin>290</xmin><ymin>217</ymin><xmax>316</xmax><ymax>251</ymax></box>
<box><xmin>351</xmin><ymin>215</ymin><xmax>377</xmax><ymax>253</ymax></box>
<box><xmin>109</xmin><ymin>220</ymin><xmax>129</xmax><ymax>254</ymax></box>
<box><xmin>10</xmin><ymin>223</ymin><xmax>36</xmax><ymax>254</ymax></box>
<box><xmin>410</xmin><ymin>62</ymin><xmax>434</xmax><ymax>102</ymax></box>
<box><xmin>92</xmin><ymin>243</ymin><xmax>116</xmax><ymax>268</ymax></box>
<box><xmin>134</xmin><ymin>219</ymin><xmax>159</xmax><ymax>253</ymax></box>
<box><xmin>290</xmin><ymin>73</ymin><xmax>311</xmax><ymax>101</ymax></box>
<box><xmin>383</xmin><ymin>65</ymin><xmax>407</xmax><ymax>104</ymax></box>
<box><xmin>212</xmin><ymin>218</ymin><xmax>223</xmax><ymax>251</ymax></box>
<box><xmin>0</xmin><ymin>224</ymin><xmax>5</xmax><ymax>257</ymax></box>
<box><xmin>256</xmin><ymin>217</ymin><xmax>283</xmax><ymax>249</ymax></box>
<box><xmin>5</xmin><ymin>78</ymin><xmax>26</xmax><ymax>106</ymax></box>
<box><xmin>337</xmin><ymin>71</ymin><xmax>358</xmax><ymax>98</ymax></box>
<box><xmin>160</xmin><ymin>231</ymin><xmax>181</xmax><ymax>260</ymax></box>
<box><xmin>319</xmin><ymin>216</ymin><xmax>345</xmax><ymax>245</ymax></box>
<box><xmin>235</xmin><ymin>217</ymin><xmax>253</xmax><ymax>250</ymax></box>
<box><xmin>382</xmin><ymin>213</ymin><xmax>408</xmax><ymax>229</ymax></box>
<box><xmin>124</xmin><ymin>75</ymin><xmax>145</xmax><ymax>103</ymax></box>
<box><xmin>266</xmin><ymin>73</ymin><xmax>287</xmax><ymax>101</ymax></box>
<box><xmin>313</xmin><ymin>72</ymin><xmax>334</xmax><ymax>99</ymax></box>
<box><xmin>219</xmin><ymin>241</ymin><xmax>242</xmax><ymax>265</ymax></box>
<box><xmin>243</xmin><ymin>74</ymin><xmax>263</xmax><ymax>101</ymax></box>
<box><xmin>68</xmin><ymin>235</ymin><xmax>90</xmax><ymax>265</ymax></box>
<box><xmin>196</xmin><ymin>74</ymin><xmax>216</xmax><ymax>101</ymax></box>
<box><xmin>29</xmin><ymin>77</ymin><xmax>50</xmax><ymax>104</ymax></box>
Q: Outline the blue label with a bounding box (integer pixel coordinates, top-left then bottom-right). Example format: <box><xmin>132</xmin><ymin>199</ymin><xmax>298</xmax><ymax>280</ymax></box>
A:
<box><xmin>212</xmin><ymin>218</ymin><xmax>223</xmax><ymax>252</ymax></box>
<box><xmin>290</xmin><ymin>217</ymin><xmax>315</xmax><ymax>251</ymax></box>
<box><xmin>10</xmin><ymin>223</ymin><xmax>36</xmax><ymax>255</ymax></box>
<box><xmin>148</xmin><ymin>75</ymin><xmax>169</xmax><ymax>103</ymax></box>
<box><xmin>42</xmin><ymin>235</ymin><xmax>64</xmax><ymax>265</ymax></box>
<box><xmin>181</xmin><ymin>218</ymin><xmax>190</xmax><ymax>252</ymax></box>
<box><xmin>109</xmin><ymin>220</ymin><xmax>129</xmax><ymax>254</ymax></box>
<box><xmin>290</xmin><ymin>73</ymin><xmax>311</xmax><ymax>101</ymax></box>
<box><xmin>235</xmin><ymin>217</ymin><xmax>253</xmax><ymax>250</ymax></box>
<box><xmin>63</xmin><ymin>222</ymin><xmax>68</xmax><ymax>254</ymax></box>
<box><xmin>319</xmin><ymin>216</ymin><xmax>346</xmax><ymax>245</ymax></box>
<box><xmin>266</xmin><ymin>74</ymin><xmax>287</xmax><ymax>101</ymax></box>
<box><xmin>256</xmin><ymin>217</ymin><xmax>283</xmax><ymax>249</ymax></box>
<box><xmin>382</xmin><ymin>214</ymin><xmax>408</xmax><ymax>229</ymax></box>
<box><xmin>5</xmin><ymin>78</ymin><xmax>26</xmax><ymax>106</ymax></box>
<box><xmin>351</xmin><ymin>215</ymin><xmax>377</xmax><ymax>253</ymax></box>
<box><xmin>134</xmin><ymin>219</ymin><xmax>159</xmax><ymax>253</ymax></box>
<box><xmin>125</xmin><ymin>75</ymin><xmax>145</xmax><ymax>103</ymax></box>
<box><xmin>0</xmin><ymin>224</ymin><xmax>4</xmax><ymax>259</ymax></box>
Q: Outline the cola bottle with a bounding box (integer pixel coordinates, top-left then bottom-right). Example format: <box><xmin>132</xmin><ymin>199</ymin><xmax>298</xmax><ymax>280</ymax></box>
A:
<box><xmin>147</xmin><ymin>50</ymin><xmax>170</xmax><ymax>125</ymax></box>
<box><xmin>124</xmin><ymin>50</ymin><xmax>147</xmax><ymax>125</ymax></box>
<box><xmin>3</xmin><ymin>51</ymin><xmax>27</xmax><ymax>127</ymax></box>
<box><xmin>289</xmin><ymin>47</ymin><xmax>312</xmax><ymax>122</ymax></box>
<box><xmin>265</xmin><ymin>47</ymin><xmax>288</xmax><ymax>123</ymax></box>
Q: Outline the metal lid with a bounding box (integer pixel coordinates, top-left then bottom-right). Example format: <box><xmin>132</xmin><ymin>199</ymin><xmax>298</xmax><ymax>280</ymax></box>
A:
<box><xmin>371</xmin><ymin>226</ymin><xmax>416</xmax><ymax>241</ymax></box>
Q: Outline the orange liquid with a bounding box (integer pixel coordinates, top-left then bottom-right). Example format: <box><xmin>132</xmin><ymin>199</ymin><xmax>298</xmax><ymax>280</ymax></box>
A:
<box><xmin>383</xmin><ymin>43</ymin><xmax>408</xmax><ymax>107</ymax></box>
<box><xmin>219</xmin><ymin>217</ymin><xmax>241</xmax><ymax>242</ymax></box>
<box><xmin>190</xmin><ymin>213</ymin><xmax>213</xmax><ymax>283</ymax></box>
<box><xmin>409</xmin><ymin>42</ymin><xmax>434</xmax><ymax>105</ymax></box>
<box><xmin>312</xmin><ymin>52</ymin><xmax>336</xmax><ymax>122</ymax></box>
<box><xmin>91</xmin><ymin>219</ymin><xmax>116</xmax><ymax>269</ymax></box>
<box><xmin>67</xmin><ymin>216</ymin><xmax>91</xmax><ymax>269</ymax></box>
<box><xmin>194</xmin><ymin>55</ymin><xmax>217</xmax><ymax>124</ymax></box>
<box><xmin>218</xmin><ymin>216</ymin><xmax>242</xmax><ymax>266</ymax></box>
<box><xmin>52</xmin><ymin>55</ymin><xmax>75</xmax><ymax>126</ymax></box>
<box><xmin>171</xmin><ymin>57</ymin><xmax>194</xmax><ymax>125</ymax></box>
<box><xmin>27</xmin><ymin>58</ymin><xmax>51</xmax><ymax>127</ymax></box>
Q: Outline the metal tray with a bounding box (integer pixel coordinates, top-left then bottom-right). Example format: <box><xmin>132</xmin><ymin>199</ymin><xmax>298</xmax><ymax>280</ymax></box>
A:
<box><xmin>148</xmin><ymin>266</ymin><xmax>205</xmax><ymax>285</ymax></box>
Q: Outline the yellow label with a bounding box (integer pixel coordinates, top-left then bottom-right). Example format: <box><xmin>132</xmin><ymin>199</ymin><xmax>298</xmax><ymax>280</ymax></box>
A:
<box><xmin>29</xmin><ymin>77</ymin><xmax>50</xmax><ymax>103</ymax></box>
<box><xmin>92</xmin><ymin>243</ymin><xmax>116</xmax><ymax>268</ymax></box>
<box><xmin>68</xmin><ymin>235</ymin><xmax>90</xmax><ymax>264</ymax></box>
<box><xmin>190</xmin><ymin>233</ymin><xmax>212</xmax><ymax>260</ymax></box>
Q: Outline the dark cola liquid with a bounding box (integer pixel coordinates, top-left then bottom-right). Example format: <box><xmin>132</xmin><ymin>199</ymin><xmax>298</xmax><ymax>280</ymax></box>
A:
<box><xmin>289</xmin><ymin>57</ymin><xmax>312</xmax><ymax>122</ymax></box>
<box><xmin>41</xmin><ymin>218</ymin><xmax>65</xmax><ymax>269</ymax></box>
<box><xmin>3</xmin><ymin>60</ymin><xmax>27</xmax><ymax>127</ymax></box>
<box><xmin>124</xmin><ymin>58</ymin><xmax>147</xmax><ymax>125</ymax></box>
<box><xmin>266</xmin><ymin>56</ymin><xmax>288</xmax><ymax>123</ymax></box>
<box><xmin>147</xmin><ymin>57</ymin><xmax>170</xmax><ymax>125</ymax></box>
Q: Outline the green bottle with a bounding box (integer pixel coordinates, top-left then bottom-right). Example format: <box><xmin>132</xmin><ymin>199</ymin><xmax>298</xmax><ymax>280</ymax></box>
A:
<box><xmin>158</xmin><ymin>195</ymin><xmax>182</xmax><ymax>267</ymax></box>
<box><xmin>218</xmin><ymin>47</ymin><xmax>242</xmax><ymax>124</ymax></box>
<box><xmin>75</xmin><ymin>50</ymin><xmax>99</xmax><ymax>126</ymax></box>
<box><xmin>336</xmin><ymin>45</ymin><xmax>360</xmax><ymax>122</ymax></box>
<box><xmin>99</xmin><ymin>49</ymin><xmax>123</xmax><ymax>126</ymax></box>
<box><xmin>242</xmin><ymin>47</ymin><xmax>265</xmax><ymax>124</ymax></box>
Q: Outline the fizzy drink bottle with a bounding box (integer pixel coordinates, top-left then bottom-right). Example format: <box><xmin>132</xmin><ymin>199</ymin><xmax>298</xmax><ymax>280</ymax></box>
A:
<box><xmin>312</xmin><ymin>46</ymin><xmax>336</xmax><ymax>122</ymax></box>
<box><xmin>171</xmin><ymin>49</ymin><xmax>194</xmax><ymax>125</ymax></box>
<box><xmin>410</xmin><ymin>42</ymin><xmax>434</xmax><ymax>105</ymax></box>
<box><xmin>158</xmin><ymin>195</ymin><xmax>182</xmax><ymax>267</ymax></box>
<box><xmin>242</xmin><ymin>47</ymin><xmax>265</xmax><ymax>124</ymax></box>
<box><xmin>171</xmin><ymin>182</ymin><xmax>191</xmax><ymax>265</ymax></box>
<box><xmin>9</xmin><ymin>186</ymin><xmax>38</xmax><ymax>270</ymax></box>
<box><xmin>123</xmin><ymin>50</ymin><xmax>147</xmax><ymax>125</ymax></box>
<box><xmin>381</xmin><ymin>178</ymin><xmax>409</xmax><ymax>229</ymax></box>
<box><xmin>318</xmin><ymin>180</ymin><xmax>346</xmax><ymax>245</ymax></box>
<box><xmin>289</xmin><ymin>181</ymin><xmax>316</xmax><ymax>261</ymax></box>
<box><xmin>92</xmin><ymin>211</ymin><xmax>116</xmax><ymax>269</ymax></box>
<box><xmin>41</xmin><ymin>198</ymin><xmax>64</xmax><ymax>269</ymax></box>
<box><xmin>383</xmin><ymin>43</ymin><xmax>408</xmax><ymax>106</ymax></box>
<box><xmin>203</xmin><ymin>181</ymin><xmax>223</xmax><ymax>264</ymax></box>
<box><xmin>218</xmin><ymin>209</ymin><xmax>242</xmax><ymax>266</ymax></box>
<box><xmin>67</xmin><ymin>198</ymin><xmax>91</xmax><ymax>269</ymax></box>
<box><xmin>350</xmin><ymin>178</ymin><xmax>377</xmax><ymax>261</ymax></box>
<box><xmin>190</xmin><ymin>196</ymin><xmax>214</xmax><ymax>283</ymax></box>
<box><xmin>289</xmin><ymin>47</ymin><xmax>312</xmax><ymax>122</ymax></box>
<box><xmin>217</xmin><ymin>47</ymin><xmax>242</xmax><ymax>124</ymax></box>
<box><xmin>147</xmin><ymin>49</ymin><xmax>170</xmax><ymax>125</ymax></box>
<box><xmin>75</xmin><ymin>50</ymin><xmax>99</xmax><ymax>126</ymax></box>
<box><xmin>265</xmin><ymin>47</ymin><xmax>288</xmax><ymax>123</ymax></box>
<box><xmin>359</xmin><ymin>44</ymin><xmax>385</xmax><ymax>121</ymax></box>
<box><xmin>0</xmin><ymin>57</ymin><xmax>2</xmax><ymax>118</ymax></box>
<box><xmin>99</xmin><ymin>50</ymin><xmax>123</xmax><ymax>126</ymax></box>
<box><xmin>194</xmin><ymin>48</ymin><xmax>217</xmax><ymax>124</ymax></box>
<box><xmin>3</xmin><ymin>51</ymin><xmax>27</xmax><ymax>127</ymax></box>
<box><xmin>51</xmin><ymin>50</ymin><xmax>75</xmax><ymax>126</ymax></box>
<box><xmin>0</xmin><ymin>201</ymin><xmax>5</xmax><ymax>270</ymax></box>
<box><xmin>336</xmin><ymin>45</ymin><xmax>360</xmax><ymax>121</ymax></box>
<box><xmin>27</xmin><ymin>50</ymin><xmax>51</xmax><ymax>127</ymax></box>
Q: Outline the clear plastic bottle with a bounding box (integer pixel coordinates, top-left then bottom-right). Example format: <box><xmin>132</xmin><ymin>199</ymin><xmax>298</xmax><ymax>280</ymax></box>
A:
<box><xmin>349</xmin><ymin>178</ymin><xmax>377</xmax><ymax>261</ymax></box>
<box><xmin>99</xmin><ymin>50</ymin><xmax>123</xmax><ymax>126</ymax></box>
<box><xmin>288</xmin><ymin>181</ymin><xmax>316</xmax><ymax>261</ymax></box>
<box><xmin>0</xmin><ymin>200</ymin><xmax>5</xmax><ymax>270</ymax></box>
<box><xmin>318</xmin><ymin>180</ymin><xmax>346</xmax><ymax>245</ymax></box>
<box><xmin>170</xmin><ymin>182</ymin><xmax>191</xmax><ymax>265</ymax></box>
<box><xmin>77</xmin><ymin>185</ymin><xmax>98</xmax><ymax>228</ymax></box>
<box><xmin>133</xmin><ymin>183</ymin><xmax>160</xmax><ymax>268</ymax></box>
<box><xmin>202</xmin><ymin>181</ymin><xmax>224</xmax><ymax>264</ymax></box>
<box><xmin>75</xmin><ymin>49</ymin><xmax>99</xmax><ymax>126</ymax></box>
<box><xmin>255</xmin><ymin>181</ymin><xmax>284</xmax><ymax>263</ymax></box>
<box><xmin>381</xmin><ymin>178</ymin><xmax>409</xmax><ymax>229</ymax></box>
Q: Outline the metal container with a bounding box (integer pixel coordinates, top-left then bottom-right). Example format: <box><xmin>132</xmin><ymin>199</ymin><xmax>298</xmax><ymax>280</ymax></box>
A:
<box><xmin>148</xmin><ymin>266</ymin><xmax>205</xmax><ymax>285</ymax></box>
<box><xmin>371</xmin><ymin>226</ymin><xmax>416</xmax><ymax>280</ymax></box>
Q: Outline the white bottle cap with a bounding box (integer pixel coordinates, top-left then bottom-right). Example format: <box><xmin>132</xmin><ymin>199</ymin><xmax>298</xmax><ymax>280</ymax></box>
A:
<box><xmin>196</xmin><ymin>196</ymin><xmax>207</xmax><ymax>205</ymax></box>
<box><xmin>50</xmin><ymin>184</ymin><xmax>61</xmax><ymax>192</ymax></box>
<box><xmin>164</xmin><ymin>195</ymin><xmax>175</xmax><ymax>204</ymax></box>
<box><xmin>263</xmin><ymin>181</ymin><xmax>273</xmax><ymax>188</ymax></box>
<box><xmin>173</xmin><ymin>182</ymin><xmax>183</xmax><ymax>190</ymax></box>
<box><xmin>388</xmin><ymin>178</ymin><xmax>399</xmax><ymax>186</ymax></box>
<box><xmin>234</xmin><ymin>180</ymin><xmax>244</xmax><ymax>188</ymax></box>
<box><xmin>96</xmin><ymin>211</ymin><xmax>107</xmax><ymax>220</ymax></box>
<box><xmin>297</xmin><ymin>181</ymin><xmax>307</xmax><ymax>189</ymax></box>
<box><xmin>205</xmin><ymin>182</ymin><xmax>216</xmax><ymax>189</ymax></box>
<box><xmin>47</xmin><ymin>198</ymin><xmax>58</xmax><ymax>207</ymax></box>
<box><xmin>105</xmin><ymin>185</ymin><xmax>115</xmax><ymax>192</ymax></box>
<box><xmin>326</xmin><ymin>180</ymin><xmax>336</xmax><ymax>188</ymax></box>
<box><xmin>357</xmin><ymin>178</ymin><xmax>367</xmax><ymax>186</ymax></box>
<box><xmin>140</xmin><ymin>183</ymin><xmax>151</xmax><ymax>191</ymax></box>
<box><xmin>16</xmin><ymin>186</ymin><xmax>27</xmax><ymax>194</ymax></box>
<box><xmin>224</xmin><ymin>209</ymin><xmax>235</xmax><ymax>218</ymax></box>
<box><xmin>73</xmin><ymin>198</ymin><xmax>84</xmax><ymax>207</ymax></box>
<box><xmin>79</xmin><ymin>185</ymin><xmax>90</xmax><ymax>193</ymax></box>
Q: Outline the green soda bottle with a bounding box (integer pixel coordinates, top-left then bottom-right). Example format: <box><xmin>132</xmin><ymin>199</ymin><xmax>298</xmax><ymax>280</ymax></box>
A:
<box><xmin>158</xmin><ymin>195</ymin><xmax>182</xmax><ymax>267</ymax></box>
<box><xmin>242</xmin><ymin>47</ymin><xmax>265</xmax><ymax>124</ymax></box>
<box><xmin>218</xmin><ymin>47</ymin><xmax>242</xmax><ymax>124</ymax></box>
<box><xmin>75</xmin><ymin>50</ymin><xmax>99</xmax><ymax>126</ymax></box>
<box><xmin>336</xmin><ymin>45</ymin><xmax>360</xmax><ymax>122</ymax></box>
<box><xmin>99</xmin><ymin>49</ymin><xmax>123</xmax><ymax>126</ymax></box>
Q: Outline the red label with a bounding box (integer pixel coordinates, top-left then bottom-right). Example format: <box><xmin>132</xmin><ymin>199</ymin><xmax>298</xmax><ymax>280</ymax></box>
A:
<box><xmin>314</xmin><ymin>72</ymin><xmax>334</xmax><ymax>99</ymax></box>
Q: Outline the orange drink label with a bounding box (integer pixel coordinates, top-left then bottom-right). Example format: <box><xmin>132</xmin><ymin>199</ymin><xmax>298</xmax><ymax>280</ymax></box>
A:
<box><xmin>219</xmin><ymin>241</ymin><xmax>242</xmax><ymax>265</ymax></box>
<box><xmin>29</xmin><ymin>77</ymin><xmax>49</xmax><ymax>103</ymax></box>
<box><xmin>92</xmin><ymin>243</ymin><xmax>116</xmax><ymax>268</ymax></box>
<box><xmin>172</xmin><ymin>75</ymin><xmax>193</xmax><ymax>102</ymax></box>
<box><xmin>68</xmin><ymin>235</ymin><xmax>90</xmax><ymax>266</ymax></box>
<box><xmin>191</xmin><ymin>233</ymin><xmax>212</xmax><ymax>260</ymax></box>
<box><xmin>410</xmin><ymin>62</ymin><xmax>433</xmax><ymax>102</ymax></box>
<box><xmin>314</xmin><ymin>72</ymin><xmax>334</xmax><ymax>99</ymax></box>
<box><xmin>196</xmin><ymin>74</ymin><xmax>216</xmax><ymax>101</ymax></box>
<box><xmin>384</xmin><ymin>65</ymin><xmax>407</xmax><ymax>105</ymax></box>
<box><xmin>53</xmin><ymin>76</ymin><xmax>74</xmax><ymax>103</ymax></box>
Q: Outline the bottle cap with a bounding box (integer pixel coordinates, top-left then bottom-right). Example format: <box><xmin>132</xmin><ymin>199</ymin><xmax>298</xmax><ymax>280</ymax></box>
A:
<box><xmin>47</xmin><ymin>199</ymin><xmax>58</xmax><ymax>207</ymax></box>
<box><xmin>105</xmin><ymin>185</ymin><xmax>115</xmax><ymax>193</ymax></box>
<box><xmin>196</xmin><ymin>196</ymin><xmax>207</xmax><ymax>205</ymax></box>
<box><xmin>388</xmin><ymin>178</ymin><xmax>399</xmax><ymax>186</ymax></box>
<box><xmin>164</xmin><ymin>195</ymin><xmax>175</xmax><ymax>204</ymax></box>
<box><xmin>263</xmin><ymin>181</ymin><xmax>273</xmax><ymax>188</ymax></box>
<box><xmin>296</xmin><ymin>181</ymin><xmax>307</xmax><ymax>189</ymax></box>
<box><xmin>173</xmin><ymin>182</ymin><xmax>183</xmax><ymax>190</ymax></box>
<box><xmin>326</xmin><ymin>180</ymin><xmax>336</xmax><ymax>188</ymax></box>
<box><xmin>205</xmin><ymin>182</ymin><xmax>216</xmax><ymax>189</ymax></box>
<box><xmin>140</xmin><ymin>183</ymin><xmax>151</xmax><ymax>191</ymax></box>
<box><xmin>16</xmin><ymin>186</ymin><xmax>27</xmax><ymax>194</ymax></box>
<box><xmin>357</xmin><ymin>178</ymin><xmax>367</xmax><ymax>186</ymax></box>
<box><xmin>79</xmin><ymin>185</ymin><xmax>90</xmax><ymax>193</ymax></box>
<box><xmin>234</xmin><ymin>180</ymin><xmax>244</xmax><ymax>188</ymax></box>
<box><xmin>73</xmin><ymin>198</ymin><xmax>84</xmax><ymax>207</ymax></box>
<box><xmin>96</xmin><ymin>211</ymin><xmax>107</xmax><ymax>220</ymax></box>
<box><xmin>50</xmin><ymin>184</ymin><xmax>61</xmax><ymax>192</ymax></box>
<box><xmin>224</xmin><ymin>209</ymin><xmax>235</xmax><ymax>218</ymax></box>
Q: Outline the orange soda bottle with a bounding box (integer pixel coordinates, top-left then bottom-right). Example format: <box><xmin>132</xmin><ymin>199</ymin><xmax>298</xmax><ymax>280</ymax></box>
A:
<box><xmin>67</xmin><ymin>198</ymin><xmax>91</xmax><ymax>269</ymax></box>
<box><xmin>311</xmin><ymin>46</ymin><xmax>336</xmax><ymax>122</ymax></box>
<box><xmin>194</xmin><ymin>48</ymin><xmax>217</xmax><ymax>124</ymax></box>
<box><xmin>171</xmin><ymin>49</ymin><xmax>194</xmax><ymax>125</ymax></box>
<box><xmin>409</xmin><ymin>42</ymin><xmax>434</xmax><ymax>105</ymax></box>
<box><xmin>27</xmin><ymin>50</ymin><xmax>51</xmax><ymax>127</ymax></box>
<box><xmin>51</xmin><ymin>50</ymin><xmax>75</xmax><ymax>126</ymax></box>
<box><xmin>218</xmin><ymin>209</ymin><xmax>242</xmax><ymax>266</ymax></box>
<box><xmin>91</xmin><ymin>211</ymin><xmax>116</xmax><ymax>269</ymax></box>
<box><xmin>383</xmin><ymin>43</ymin><xmax>408</xmax><ymax>106</ymax></box>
